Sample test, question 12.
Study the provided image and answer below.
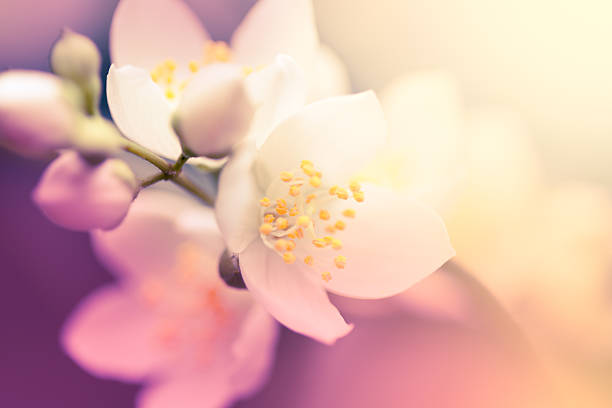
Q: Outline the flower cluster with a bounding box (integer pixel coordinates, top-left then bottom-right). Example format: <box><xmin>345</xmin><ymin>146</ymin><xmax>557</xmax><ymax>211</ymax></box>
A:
<box><xmin>0</xmin><ymin>0</ymin><xmax>454</xmax><ymax>407</ymax></box>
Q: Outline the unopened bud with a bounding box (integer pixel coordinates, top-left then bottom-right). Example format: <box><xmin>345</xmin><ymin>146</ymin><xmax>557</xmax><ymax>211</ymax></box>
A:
<box><xmin>51</xmin><ymin>29</ymin><xmax>101</xmax><ymax>85</ymax></box>
<box><xmin>174</xmin><ymin>64</ymin><xmax>255</xmax><ymax>158</ymax></box>
<box><xmin>0</xmin><ymin>70</ymin><xmax>79</xmax><ymax>157</ymax></box>
<box><xmin>32</xmin><ymin>151</ymin><xmax>137</xmax><ymax>231</ymax></box>
<box><xmin>72</xmin><ymin>116</ymin><xmax>123</xmax><ymax>156</ymax></box>
<box><xmin>218</xmin><ymin>249</ymin><xmax>246</xmax><ymax>289</ymax></box>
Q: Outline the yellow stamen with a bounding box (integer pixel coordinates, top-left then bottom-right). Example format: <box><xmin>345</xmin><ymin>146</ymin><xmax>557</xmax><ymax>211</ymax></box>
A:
<box><xmin>297</xmin><ymin>215</ymin><xmax>310</xmax><ymax>228</ymax></box>
<box><xmin>306</xmin><ymin>194</ymin><xmax>316</xmax><ymax>203</ymax></box>
<box><xmin>165</xmin><ymin>88</ymin><xmax>175</xmax><ymax>99</ymax></box>
<box><xmin>349</xmin><ymin>181</ymin><xmax>361</xmax><ymax>192</ymax></box>
<box><xmin>312</xmin><ymin>238</ymin><xmax>327</xmax><ymax>248</ymax></box>
<box><xmin>280</xmin><ymin>171</ymin><xmax>293</xmax><ymax>182</ymax></box>
<box><xmin>335</xmin><ymin>220</ymin><xmax>346</xmax><ymax>231</ymax></box>
<box><xmin>189</xmin><ymin>61</ymin><xmax>200</xmax><ymax>73</ymax></box>
<box><xmin>276</xmin><ymin>206</ymin><xmax>288</xmax><ymax>215</ymax></box>
<box><xmin>334</xmin><ymin>255</ymin><xmax>347</xmax><ymax>269</ymax></box>
<box><xmin>260</xmin><ymin>197</ymin><xmax>271</xmax><ymax>207</ymax></box>
<box><xmin>321</xmin><ymin>272</ymin><xmax>332</xmax><ymax>282</ymax></box>
<box><xmin>264</xmin><ymin>214</ymin><xmax>275</xmax><ymax>224</ymax></box>
<box><xmin>353</xmin><ymin>191</ymin><xmax>365</xmax><ymax>202</ymax></box>
<box><xmin>331</xmin><ymin>238</ymin><xmax>343</xmax><ymax>250</ymax></box>
<box><xmin>319</xmin><ymin>210</ymin><xmax>330</xmax><ymax>220</ymax></box>
<box><xmin>164</xmin><ymin>59</ymin><xmax>177</xmax><ymax>71</ymax></box>
<box><xmin>242</xmin><ymin>65</ymin><xmax>254</xmax><ymax>76</ymax></box>
<box><xmin>289</xmin><ymin>206</ymin><xmax>299</xmax><ymax>217</ymax></box>
<box><xmin>325</xmin><ymin>225</ymin><xmax>336</xmax><ymax>234</ymax></box>
<box><xmin>275</xmin><ymin>217</ymin><xmax>288</xmax><ymax>230</ymax></box>
<box><xmin>309</xmin><ymin>176</ymin><xmax>321</xmax><ymax>187</ymax></box>
<box><xmin>286</xmin><ymin>240</ymin><xmax>296</xmax><ymax>251</ymax></box>
<box><xmin>274</xmin><ymin>239</ymin><xmax>289</xmax><ymax>252</ymax></box>
<box><xmin>289</xmin><ymin>185</ymin><xmax>301</xmax><ymax>197</ymax></box>
<box><xmin>342</xmin><ymin>209</ymin><xmax>356</xmax><ymax>218</ymax></box>
<box><xmin>276</xmin><ymin>199</ymin><xmax>287</xmax><ymax>207</ymax></box>
<box><xmin>336</xmin><ymin>188</ymin><xmax>349</xmax><ymax>200</ymax></box>
<box><xmin>259</xmin><ymin>223</ymin><xmax>274</xmax><ymax>235</ymax></box>
<box><xmin>304</xmin><ymin>256</ymin><xmax>314</xmax><ymax>266</ymax></box>
<box><xmin>282</xmin><ymin>252</ymin><xmax>296</xmax><ymax>264</ymax></box>
<box><xmin>329</xmin><ymin>185</ymin><xmax>338</xmax><ymax>196</ymax></box>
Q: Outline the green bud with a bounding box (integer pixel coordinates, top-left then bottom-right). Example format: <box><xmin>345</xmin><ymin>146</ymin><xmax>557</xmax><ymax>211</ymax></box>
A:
<box><xmin>71</xmin><ymin>116</ymin><xmax>123</xmax><ymax>157</ymax></box>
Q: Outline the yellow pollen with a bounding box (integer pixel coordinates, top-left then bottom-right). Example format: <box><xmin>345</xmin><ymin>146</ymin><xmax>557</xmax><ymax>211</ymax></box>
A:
<box><xmin>259</xmin><ymin>223</ymin><xmax>273</xmax><ymax>235</ymax></box>
<box><xmin>289</xmin><ymin>206</ymin><xmax>299</xmax><ymax>216</ymax></box>
<box><xmin>321</xmin><ymin>272</ymin><xmax>332</xmax><ymax>282</ymax></box>
<box><xmin>349</xmin><ymin>181</ymin><xmax>361</xmax><ymax>192</ymax></box>
<box><xmin>319</xmin><ymin>210</ymin><xmax>330</xmax><ymax>220</ymax></box>
<box><xmin>336</xmin><ymin>188</ymin><xmax>349</xmax><ymax>200</ymax></box>
<box><xmin>274</xmin><ymin>239</ymin><xmax>289</xmax><ymax>252</ymax></box>
<box><xmin>286</xmin><ymin>240</ymin><xmax>296</xmax><ymax>251</ymax></box>
<box><xmin>179</xmin><ymin>80</ymin><xmax>188</xmax><ymax>91</ymax></box>
<box><xmin>259</xmin><ymin>197</ymin><xmax>271</xmax><ymax>207</ymax></box>
<box><xmin>288</xmin><ymin>232</ymin><xmax>296</xmax><ymax>239</ymax></box>
<box><xmin>276</xmin><ymin>199</ymin><xmax>287</xmax><ymax>207</ymax></box>
<box><xmin>335</xmin><ymin>220</ymin><xmax>346</xmax><ymax>231</ymax></box>
<box><xmin>306</xmin><ymin>194</ymin><xmax>316</xmax><ymax>203</ymax></box>
<box><xmin>325</xmin><ymin>225</ymin><xmax>336</xmax><ymax>234</ymax></box>
<box><xmin>289</xmin><ymin>185</ymin><xmax>301</xmax><ymax>197</ymax></box>
<box><xmin>309</xmin><ymin>176</ymin><xmax>321</xmax><ymax>187</ymax></box>
<box><xmin>164</xmin><ymin>59</ymin><xmax>177</xmax><ymax>71</ymax></box>
<box><xmin>263</xmin><ymin>214</ymin><xmax>275</xmax><ymax>224</ymax></box>
<box><xmin>329</xmin><ymin>185</ymin><xmax>339</xmax><ymax>196</ymax></box>
<box><xmin>280</xmin><ymin>171</ymin><xmax>293</xmax><ymax>182</ymax></box>
<box><xmin>296</xmin><ymin>228</ymin><xmax>304</xmax><ymax>239</ymax></box>
<box><xmin>189</xmin><ymin>61</ymin><xmax>200</xmax><ymax>73</ymax></box>
<box><xmin>276</xmin><ymin>206</ymin><xmax>288</xmax><ymax>215</ymax></box>
<box><xmin>242</xmin><ymin>65</ymin><xmax>254</xmax><ymax>76</ymax></box>
<box><xmin>331</xmin><ymin>238</ymin><xmax>343</xmax><ymax>250</ymax></box>
<box><xmin>353</xmin><ymin>191</ymin><xmax>365</xmax><ymax>202</ymax></box>
<box><xmin>275</xmin><ymin>217</ymin><xmax>289</xmax><ymax>230</ymax></box>
<box><xmin>312</xmin><ymin>238</ymin><xmax>327</xmax><ymax>248</ymax></box>
<box><xmin>165</xmin><ymin>75</ymin><xmax>174</xmax><ymax>85</ymax></box>
<box><xmin>334</xmin><ymin>255</ymin><xmax>347</xmax><ymax>269</ymax></box>
<box><xmin>297</xmin><ymin>215</ymin><xmax>311</xmax><ymax>228</ymax></box>
<box><xmin>342</xmin><ymin>209</ymin><xmax>356</xmax><ymax>218</ymax></box>
<box><xmin>301</xmin><ymin>160</ymin><xmax>313</xmax><ymax>168</ymax></box>
<box><xmin>304</xmin><ymin>256</ymin><xmax>314</xmax><ymax>266</ymax></box>
<box><xmin>165</xmin><ymin>88</ymin><xmax>175</xmax><ymax>99</ymax></box>
<box><xmin>282</xmin><ymin>252</ymin><xmax>296</xmax><ymax>264</ymax></box>
<box><xmin>324</xmin><ymin>236</ymin><xmax>334</xmax><ymax>244</ymax></box>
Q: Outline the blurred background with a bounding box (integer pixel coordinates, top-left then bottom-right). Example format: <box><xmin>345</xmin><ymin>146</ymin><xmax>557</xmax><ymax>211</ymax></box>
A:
<box><xmin>1</xmin><ymin>0</ymin><xmax>611</xmax><ymax>406</ymax></box>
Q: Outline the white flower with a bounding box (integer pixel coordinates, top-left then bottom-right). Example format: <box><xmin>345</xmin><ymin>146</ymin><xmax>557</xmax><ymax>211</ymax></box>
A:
<box><xmin>32</xmin><ymin>151</ymin><xmax>137</xmax><ymax>231</ymax></box>
<box><xmin>0</xmin><ymin>70</ymin><xmax>79</xmax><ymax>157</ymax></box>
<box><xmin>63</xmin><ymin>189</ymin><xmax>279</xmax><ymax>408</ymax></box>
<box><xmin>216</xmin><ymin>91</ymin><xmax>455</xmax><ymax>344</ymax></box>
<box><xmin>106</xmin><ymin>0</ymin><xmax>349</xmax><ymax>158</ymax></box>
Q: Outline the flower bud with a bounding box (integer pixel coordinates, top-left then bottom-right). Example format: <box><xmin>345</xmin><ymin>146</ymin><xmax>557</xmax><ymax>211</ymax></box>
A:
<box><xmin>51</xmin><ymin>29</ymin><xmax>101</xmax><ymax>85</ymax></box>
<box><xmin>72</xmin><ymin>116</ymin><xmax>123</xmax><ymax>156</ymax></box>
<box><xmin>0</xmin><ymin>70</ymin><xmax>79</xmax><ymax>157</ymax></box>
<box><xmin>32</xmin><ymin>151</ymin><xmax>137</xmax><ymax>231</ymax></box>
<box><xmin>174</xmin><ymin>64</ymin><xmax>255</xmax><ymax>158</ymax></box>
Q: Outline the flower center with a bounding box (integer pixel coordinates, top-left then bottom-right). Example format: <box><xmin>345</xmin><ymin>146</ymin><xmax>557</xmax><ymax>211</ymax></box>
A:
<box><xmin>149</xmin><ymin>40</ymin><xmax>263</xmax><ymax>102</ymax></box>
<box><xmin>258</xmin><ymin>160</ymin><xmax>365</xmax><ymax>283</ymax></box>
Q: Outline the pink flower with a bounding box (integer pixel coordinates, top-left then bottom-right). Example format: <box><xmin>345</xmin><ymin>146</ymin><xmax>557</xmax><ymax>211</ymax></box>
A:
<box><xmin>107</xmin><ymin>0</ymin><xmax>346</xmax><ymax>158</ymax></box>
<box><xmin>62</xmin><ymin>189</ymin><xmax>279</xmax><ymax>408</ymax></box>
<box><xmin>216</xmin><ymin>91</ymin><xmax>455</xmax><ymax>344</ymax></box>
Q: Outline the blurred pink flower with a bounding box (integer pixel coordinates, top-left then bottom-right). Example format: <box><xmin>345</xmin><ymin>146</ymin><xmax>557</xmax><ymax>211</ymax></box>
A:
<box><xmin>216</xmin><ymin>91</ymin><xmax>454</xmax><ymax>344</ymax></box>
<box><xmin>62</xmin><ymin>188</ymin><xmax>279</xmax><ymax>408</ymax></box>
<box><xmin>32</xmin><ymin>151</ymin><xmax>137</xmax><ymax>231</ymax></box>
<box><xmin>106</xmin><ymin>0</ymin><xmax>346</xmax><ymax>158</ymax></box>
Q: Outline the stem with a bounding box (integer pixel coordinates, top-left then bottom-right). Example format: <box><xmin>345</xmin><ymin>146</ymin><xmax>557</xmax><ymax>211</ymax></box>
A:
<box><xmin>121</xmin><ymin>139</ymin><xmax>215</xmax><ymax>206</ymax></box>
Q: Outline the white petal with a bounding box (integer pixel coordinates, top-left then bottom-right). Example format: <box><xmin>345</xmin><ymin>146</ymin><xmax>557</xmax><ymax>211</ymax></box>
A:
<box><xmin>307</xmin><ymin>45</ymin><xmax>351</xmax><ymax>102</ymax></box>
<box><xmin>379</xmin><ymin>71</ymin><xmax>464</xmax><ymax>207</ymax></box>
<box><xmin>110</xmin><ymin>0</ymin><xmax>209</xmax><ymax>75</ymax></box>
<box><xmin>107</xmin><ymin>64</ymin><xmax>181</xmax><ymax>158</ymax></box>
<box><xmin>240</xmin><ymin>240</ymin><xmax>353</xmax><ymax>344</ymax></box>
<box><xmin>92</xmin><ymin>188</ymin><xmax>224</xmax><ymax>281</ymax></box>
<box><xmin>62</xmin><ymin>286</ymin><xmax>170</xmax><ymax>382</ymax></box>
<box><xmin>255</xmin><ymin>91</ymin><xmax>387</xmax><ymax>187</ymax></box>
<box><xmin>322</xmin><ymin>184</ymin><xmax>455</xmax><ymax>299</ymax></box>
<box><xmin>215</xmin><ymin>146</ymin><xmax>262</xmax><ymax>254</ymax></box>
<box><xmin>231</xmin><ymin>0</ymin><xmax>318</xmax><ymax>76</ymax></box>
<box><xmin>245</xmin><ymin>55</ymin><xmax>306</xmax><ymax>148</ymax></box>
<box><xmin>175</xmin><ymin>64</ymin><xmax>255</xmax><ymax>157</ymax></box>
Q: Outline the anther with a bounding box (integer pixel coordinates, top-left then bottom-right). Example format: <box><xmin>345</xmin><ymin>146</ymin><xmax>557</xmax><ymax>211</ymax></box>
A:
<box><xmin>289</xmin><ymin>185</ymin><xmax>301</xmax><ymax>197</ymax></box>
<box><xmin>259</xmin><ymin>223</ymin><xmax>274</xmax><ymax>235</ymax></box>
<box><xmin>334</xmin><ymin>255</ymin><xmax>347</xmax><ymax>269</ymax></box>
<box><xmin>342</xmin><ymin>209</ymin><xmax>356</xmax><ymax>218</ymax></box>
<box><xmin>349</xmin><ymin>181</ymin><xmax>361</xmax><ymax>192</ymax></box>
<box><xmin>321</xmin><ymin>272</ymin><xmax>332</xmax><ymax>282</ymax></box>
<box><xmin>275</xmin><ymin>217</ymin><xmax>288</xmax><ymax>230</ymax></box>
<box><xmin>274</xmin><ymin>239</ymin><xmax>289</xmax><ymax>252</ymax></box>
<box><xmin>336</xmin><ymin>188</ymin><xmax>349</xmax><ymax>200</ymax></box>
<box><xmin>331</xmin><ymin>239</ymin><xmax>343</xmax><ymax>250</ymax></box>
<box><xmin>312</xmin><ymin>238</ymin><xmax>327</xmax><ymax>248</ymax></box>
<box><xmin>282</xmin><ymin>252</ymin><xmax>296</xmax><ymax>264</ymax></box>
<box><xmin>309</xmin><ymin>176</ymin><xmax>321</xmax><ymax>187</ymax></box>
<box><xmin>297</xmin><ymin>215</ymin><xmax>310</xmax><ymax>228</ymax></box>
<box><xmin>334</xmin><ymin>220</ymin><xmax>346</xmax><ymax>231</ymax></box>
<box><xmin>304</xmin><ymin>256</ymin><xmax>314</xmax><ymax>266</ymax></box>
<box><xmin>280</xmin><ymin>171</ymin><xmax>293</xmax><ymax>182</ymax></box>
<box><xmin>260</xmin><ymin>197</ymin><xmax>271</xmax><ymax>207</ymax></box>
<box><xmin>353</xmin><ymin>191</ymin><xmax>365</xmax><ymax>202</ymax></box>
<box><xmin>319</xmin><ymin>210</ymin><xmax>330</xmax><ymax>220</ymax></box>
